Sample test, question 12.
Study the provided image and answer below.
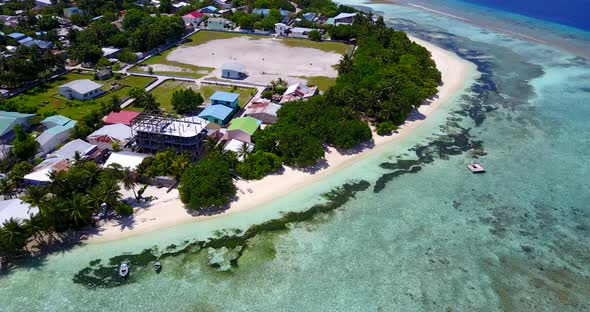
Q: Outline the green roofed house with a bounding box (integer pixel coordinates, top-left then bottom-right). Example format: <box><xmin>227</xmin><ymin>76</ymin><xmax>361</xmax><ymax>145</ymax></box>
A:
<box><xmin>226</xmin><ymin>116</ymin><xmax>262</xmax><ymax>143</ymax></box>
<box><xmin>0</xmin><ymin>111</ymin><xmax>35</xmax><ymax>144</ymax></box>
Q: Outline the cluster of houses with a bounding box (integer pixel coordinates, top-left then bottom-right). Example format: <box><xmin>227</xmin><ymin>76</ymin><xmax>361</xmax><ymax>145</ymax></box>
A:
<box><xmin>274</xmin><ymin>12</ymin><xmax>356</xmax><ymax>39</ymax></box>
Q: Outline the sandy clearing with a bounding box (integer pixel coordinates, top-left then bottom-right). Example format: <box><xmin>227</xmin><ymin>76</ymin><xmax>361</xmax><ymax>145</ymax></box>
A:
<box><xmin>166</xmin><ymin>37</ymin><xmax>341</xmax><ymax>85</ymax></box>
<box><xmin>86</xmin><ymin>36</ymin><xmax>478</xmax><ymax>243</ymax></box>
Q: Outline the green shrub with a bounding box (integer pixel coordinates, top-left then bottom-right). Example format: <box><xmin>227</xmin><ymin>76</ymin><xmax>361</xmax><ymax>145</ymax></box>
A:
<box><xmin>376</xmin><ymin>121</ymin><xmax>398</xmax><ymax>136</ymax></box>
<box><xmin>236</xmin><ymin>151</ymin><xmax>282</xmax><ymax>180</ymax></box>
<box><xmin>115</xmin><ymin>201</ymin><xmax>134</xmax><ymax>217</ymax></box>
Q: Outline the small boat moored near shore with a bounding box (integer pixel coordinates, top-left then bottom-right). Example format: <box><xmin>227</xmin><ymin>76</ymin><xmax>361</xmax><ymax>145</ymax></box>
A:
<box><xmin>119</xmin><ymin>263</ymin><xmax>129</xmax><ymax>278</ymax></box>
<box><xmin>154</xmin><ymin>258</ymin><xmax>161</xmax><ymax>273</ymax></box>
<box><xmin>467</xmin><ymin>163</ymin><xmax>486</xmax><ymax>173</ymax></box>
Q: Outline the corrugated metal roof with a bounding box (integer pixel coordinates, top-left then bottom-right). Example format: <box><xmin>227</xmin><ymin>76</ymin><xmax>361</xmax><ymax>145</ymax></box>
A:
<box><xmin>222</xmin><ymin>62</ymin><xmax>245</xmax><ymax>73</ymax></box>
<box><xmin>59</xmin><ymin>79</ymin><xmax>103</xmax><ymax>94</ymax></box>
<box><xmin>228</xmin><ymin>117</ymin><xmax>261</xmax><ymax>135</ymax></box>
<box><xmin>210</xmin><ymin>91</ymin><xmax>240</xmax><ymax>103</ymax></box>
<box><xmin>198</xmin><ymin>104</ymin><xmax>234</xmax><ymax>120</ymax></box>
<box><xmin>42</xmin><ymin>114</ymin><xmax>72</xmax><ymax>127</ymax></box>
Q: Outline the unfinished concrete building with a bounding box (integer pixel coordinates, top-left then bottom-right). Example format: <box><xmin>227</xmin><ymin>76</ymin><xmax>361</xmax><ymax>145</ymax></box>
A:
<box><xmin>131</xmin><ymin>112</ymin><xmax>210</xmax><ymax>159</ymax></box>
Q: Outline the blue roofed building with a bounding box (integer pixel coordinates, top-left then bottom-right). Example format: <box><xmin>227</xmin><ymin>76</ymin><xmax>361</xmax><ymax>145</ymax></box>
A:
<box><xmin>36</xmin><ymin>119</ymin><xmax>77</xmax><ymax>157</ymax></box>
<box><xmin>210</xmin><ymin>91</ymin><xmax>240</xmax><ymax>109</ymax></box>
<box><xmin>253</xmin><ymin>9</ymin><xmax>290</xmax><ymax>17</ymax></box>
<box><xmin>7</xmin><ymin>32</ymin><xmax>26</xmax><ymax>40</ymax></box>
<box><xmin>303</xmin><ymin>12</ymin><xmax>316</xmax><ymax>21</ymax></box>
<box><xmin>41</xmin><ymin>115</ymin><xmax>72</xmax><ymax>128</ymax></box>
<box><xmin>0</xmin><ymin>111</ymin><xmax>35</xmax><ymax>144</ymax></box>
<box><xmin>23</xmin><ymin>39</ymin><xmax>53</xmax><ymax>49</ymax></box>
<box><xmin>17</xmin><ymin>36</ymin><xmax>33</xmax><ymax>45</ymax></box>
<box><xmin>199</xmin><ymin>6</ymin><xmax>218</xmax><ymax>14</ymax></box>
<box><xmin>197</xmin><ymin>104</ymin><xmax>235</xmax><ymax>125</ymax></box>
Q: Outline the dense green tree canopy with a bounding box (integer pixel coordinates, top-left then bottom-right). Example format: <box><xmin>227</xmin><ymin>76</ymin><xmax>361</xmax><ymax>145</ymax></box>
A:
<box><xmin>236</xmin><ymin>151</ymin><xmax>282</xmax><ymax>180</ymax></box>
<box><xmin>171</xmin><ymin>88</ymin><xmax>204</xmax><ymax>115</ymax></box>
<box><xmin>11</xmin><ymin>124</ymin><xmax>39</xmax><ymax>161</ymax></box>
<box><xmin>179</xmin><ymin>152</ymin><xmax>236</xmax><ymax>210</ymax></box>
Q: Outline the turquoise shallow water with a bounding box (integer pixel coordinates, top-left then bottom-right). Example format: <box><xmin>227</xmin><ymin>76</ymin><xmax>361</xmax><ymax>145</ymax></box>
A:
<box><xmin>1</xmin><ymin>2</ymin><xmax>590</xmax><ymax>311</ymax></box>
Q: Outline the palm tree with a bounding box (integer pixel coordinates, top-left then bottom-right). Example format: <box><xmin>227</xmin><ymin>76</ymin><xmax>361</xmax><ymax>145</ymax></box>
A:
<box><xmin>0</xmin><ymin>218</ymin><xmax>28</xmax><ymax>256</ymax></box>
<box><xmin>337</xmin><ymin>53</ymin><xmax>353</xmax><ymax>75</ymax></box>
<box><xmin>0</xmin><ymin>178</ymin><xmax>15</xmax><ymax>199</ymax></box>
<box><xmin>23</xmin><ymin>214</ymin><xmax>45</xmax><ymax>242</ymax></box>
<box><xmin>237</xmin><ymin>142</ymin><xmax>251</xmax><ymax>161</ymax></box>
<box><xmin>59</xmin><ymin>193</ymin><xmax>92</xmax><ymax>228</ymax></box>
<box><xmin>99</xmin><ymin>178</ymin><xmax>123</xmax><ymax>216</ymax></box>
<box><xmin>120</xmin><ymin>167</ymin><xmax>138</xmax><ymax>202</ymax></box>
<box><xmin>22</xmin><ymin>185</ymin><xmax>47</xmax><ymax>208</ymax></box>
<box><xmin>141</xmin><ymin>93</ymin><xmax>160</xmax><ymax>111</ymax></box>
<box><xmin>87</xmin><ymin>186</ymin><xmax>105</xmax><ymax>214</ymax></box>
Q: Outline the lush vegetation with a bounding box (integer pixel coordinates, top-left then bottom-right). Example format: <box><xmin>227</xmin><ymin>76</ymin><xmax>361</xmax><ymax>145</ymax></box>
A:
<box><xmin>179</xmin><ymin>152</ymin><xmax>237</xmax><ymax>211</ymax></box>
<box><xmin>10</xmin><ymin>124</ymin><xmax>39</xmax><ymax>161</ymax></box>
<box><xmin>0</xmin><ymin>160</ymin><xmax>134</xmax><ymax>261</ymax></box>
<box><xmin>171</xmin><ymin>88</ymin><xmax>204</xmax><ymax>115</ymax></box>
<box><xmin>236</xmin><ymin>151</ymin><xmax>283</xmax><ymax>180</ymax></box>
<box><xmin>326</xmin><ymin>15</ymin><xmax>441</xmax><ymax>124</ymax></box>
<box><xmin>0</xmin><ymin>46</ymin><xmax>65</xmax><ymax>88</ymax></box>
<box><xmin>137</xmin><ymin>149</ymin><xmax>191</xmax><ymax>179</ymax></box>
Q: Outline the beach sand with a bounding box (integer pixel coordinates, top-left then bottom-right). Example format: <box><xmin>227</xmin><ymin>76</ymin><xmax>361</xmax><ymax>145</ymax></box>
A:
<box><xmin>86</xmin><ymin>36</ymin><xmax>477</xmax><ymax>243</ymax></box>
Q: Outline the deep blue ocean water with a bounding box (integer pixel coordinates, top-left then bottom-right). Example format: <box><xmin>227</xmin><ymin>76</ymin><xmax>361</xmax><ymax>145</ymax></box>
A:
<box><xmin>462</xmin><ymin>0</ymin><xmax>590</xmax><ymax>31</ymax></box>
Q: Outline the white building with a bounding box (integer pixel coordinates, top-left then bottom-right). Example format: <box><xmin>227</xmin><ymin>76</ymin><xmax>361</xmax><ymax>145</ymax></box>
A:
<box><xmin>58</xmin><ymin>79</ymin><xmax>104</xmax><ymax>100</ymax></box>
<box><xmin>103</xmin><ymin>151</ymin><xmax>149</xmax><ymax>170</ymax></box>
<box><xmin>280</xmin><ymin>83</ymin><xmax>318</xmax><ymax>103</ymax></box>
<box><xmin>223</xmin><ymin>139</ymin><xmax>254</xmax><ymax>162</ymax></box>
<box><xmin>23</xmin><ymin>157</ymin><xmax>71</xmax><ymax>185</ymax></box>
<box><xmin>333</xmin><ymin>12</ymin><xmax>357</xmax><ymax>25</ymax></box>
<box><xmin>35</xmin><ymin>0</ymin><xmax>52</xmax><ymax>8</ymax></box>
<box><xmin>48</xmin><ymin>139</ymin><xmax>97</xmax><ymax>161</ymax></box>
<box><xmin>275</xmin><ymin>23</ymin><xmax>289</xmax><ymax>37</ymax></box>
<box><xmin>87</xmin><ymin>123</ymin><xmax>134</xmax><ymax>150</ymax></box>
<box><xmin>291</xmin><ymin>27</ymin><xmax>315</xmax><ymax>39</ymax></box>
<box><xmin>0</xmin><ymin>199</ymin><xmax>38</xmax><ymax>224</ymax></box>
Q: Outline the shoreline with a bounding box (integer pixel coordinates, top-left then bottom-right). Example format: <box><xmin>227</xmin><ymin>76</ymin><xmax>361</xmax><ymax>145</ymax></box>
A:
<box><xmin>86</xmin><ymin>36</ymin><xmax>478</xmax><ymax>244</ymax></box>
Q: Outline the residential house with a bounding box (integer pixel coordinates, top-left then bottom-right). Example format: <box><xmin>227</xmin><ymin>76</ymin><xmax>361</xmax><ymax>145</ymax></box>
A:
<box><xmin>0</xmin><ymin>16</ymin><xmax>23</xmax><ymax>28</ymax></box>
<box><xmin>215</xmin><ymin>0</ymin><xmax>233</xmax><ymax>9</ymax></box>
<box><xmin>58</xmin><ymin>79</ymin><xmax>104</xmax><ymax>100</ymax></box>
<box><xmin>0</xmin><ymin>111</ymin><xmax>35</xmax><ymax>144</ymax></box>
<box><xmin>87</xmin><ymin>123</ymin><xmax>134</xmax><ymax>150</ymax></box>
<box><xmin>290</xmin><ymin>27</ymin><xmax>315</xmax><ymax>39</ymax></box>
<box><xmin>63</xmin><ymin>7</ymin><xmax>83</xmax><ymax>18</ymax></box>
<box><xmin>280</xmin><ymin>82</ymin><xmax>318</xmax><ymax>103</ymax></box>
<box><xmin>207</xmin><ymin>17</ymin><xmax>227</xmax><ymax>31</ymax></box>
<box><xmin>226</xmin><ymin>116</ymin><xmax>261</xmax><ymax>143</ymax></box>
<box><xmin>103</xmin><ymin>151</ymin><xmax>149</xmax><ymax>170</ymax></box>
<box><xmin>35</xmin><ymin>117</ymin><xmax>77</xmax><ymax>157</ymax></box>
<box><xmin>243</xmin><ymin>99</ymin><xmax>280</xmax><ymax>124</ymax></box>
<box><xmin>223</xmin><ymin>138</ymin><xmax>254</xmax><ymax>161</ymax></box>
<box><xmin>41</xmin><ymin>114</ymin><xmax>72</xmax><ymax>128</ymax></box>
<box><xmin>0</xmin><ymin>199</ymin><xmax>38</xmax><ymax>224</ymax></box>
<box><xmin>23</xmin><ymin>39</ymin><xmax>53</xmax><ymax>49</ymax></box>
<box><xmin>210</xmin><ymin>91</ymin><xmax>240</xmax><ymax>108</ymax></box>
<box><xmin>102</xmin><ymin>47</ymin><xmax>120</xmax><ymax>58</ymax></box>
<box><xmin>17</xmin><ymin>36</ymin><xmax>33</xmax><ymax>45</ymax></box>
<box><xmin>172</xmin><ymin>2</ymin><xmax>190</xmax><ymax>12</ymax></box>
<box><xmin>48</xmin><ymin>139</ymin><xmax>100</xmax><ymax>161</ymax></box>
<box><xmin>7</xmin><ymin>32</ymin><xmax>26</xmax><ymax>41</ymax></box>
<box><xmin>333</xmin><ymin>12</ymin><xmax>356</xmax><ymax>25</ymax></box>
<box><xmin>131</xmin><ymin>113</ymin><xmax>209</xmax><ymax>159</ymax></box>
<box><xmin>275</xmin><ymin>23</ymin><xmax>289</xmax><ymax>36</ymax></box>
<box><xmin>35</xmin><ymin>0</ymin><xmax>52</xmax><ymax>9</ymax></box>
<box><xmin>253</xmin><ymin>9</ymin><xmax>290</xmax><ymax>17</ymax></box>
<box><xmin>96</xmin><ymin>66</ymin><xmax>113</xmax><ymax>80</ymax></box>
<box><xmin>182</xmin><ymin>11</ymin><xmax>204</xmax><ymax>27</ymax></box>
<box><xmin>221</xmin><ymin>62</ymin><xmax>246</xmax><ymax>79</ymax></box>
<box><xmin>303</xmin><ymin>12</ymin><xmax>316</xmax><ymax>21</ymax></box>
<box><xmin>197</xmin><ymin>104</ymin><xmax>235</xmax><ymax>125</ymax></box>
<box><xmin>199</xmin><ymin>6</ymin><xmax>218</xmax><ymax>14</ymax></box>
<box><xmin>103</xmin><ymin>110</ymin><xmax>141</xmax><ymax>126</ymax></box>
<box><xmin>23</xmin><ymin>157</ymin><xmax>71</xmax><ymax>185</ymax></box>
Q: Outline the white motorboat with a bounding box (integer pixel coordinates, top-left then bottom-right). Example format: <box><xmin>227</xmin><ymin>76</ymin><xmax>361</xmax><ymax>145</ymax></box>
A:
<box><xmin>119</xmin><ymin>263</ymin><xmax>129</xmax><ymax>278</ymax></box>
<box><xmin>467</xmin><ymin>163</ymin><xmax>486</xmax><ymax>173</ymax></box>
<box><xmin>154</xmin><ymin>258</ymin><xmax>161</xmax><ymax>272</ymax></box>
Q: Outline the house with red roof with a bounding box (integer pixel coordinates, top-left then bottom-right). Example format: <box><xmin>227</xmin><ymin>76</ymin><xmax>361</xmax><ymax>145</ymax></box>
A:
<box><xmin>103</xmin><ymin>110</ymin><xmax>141</xmax><ymax>126</ymax></box>
<box><xmin>182</xmin><ymin>11</ymin><xmax>204</xmax><ymax>27</ymax></box>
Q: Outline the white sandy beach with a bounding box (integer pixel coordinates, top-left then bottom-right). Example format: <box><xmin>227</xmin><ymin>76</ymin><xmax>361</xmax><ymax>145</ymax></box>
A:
<box><xmin>87</xmin><ymin>36</ymin><xmax>477</xmax><ymax>243</ymax></box>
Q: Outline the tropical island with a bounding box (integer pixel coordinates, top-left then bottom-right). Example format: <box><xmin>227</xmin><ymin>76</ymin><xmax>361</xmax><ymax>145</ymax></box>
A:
<box><xmin>0</xmin><ymin>0</ymin><xmax>472</xmax><ymax>267</ymax></box>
